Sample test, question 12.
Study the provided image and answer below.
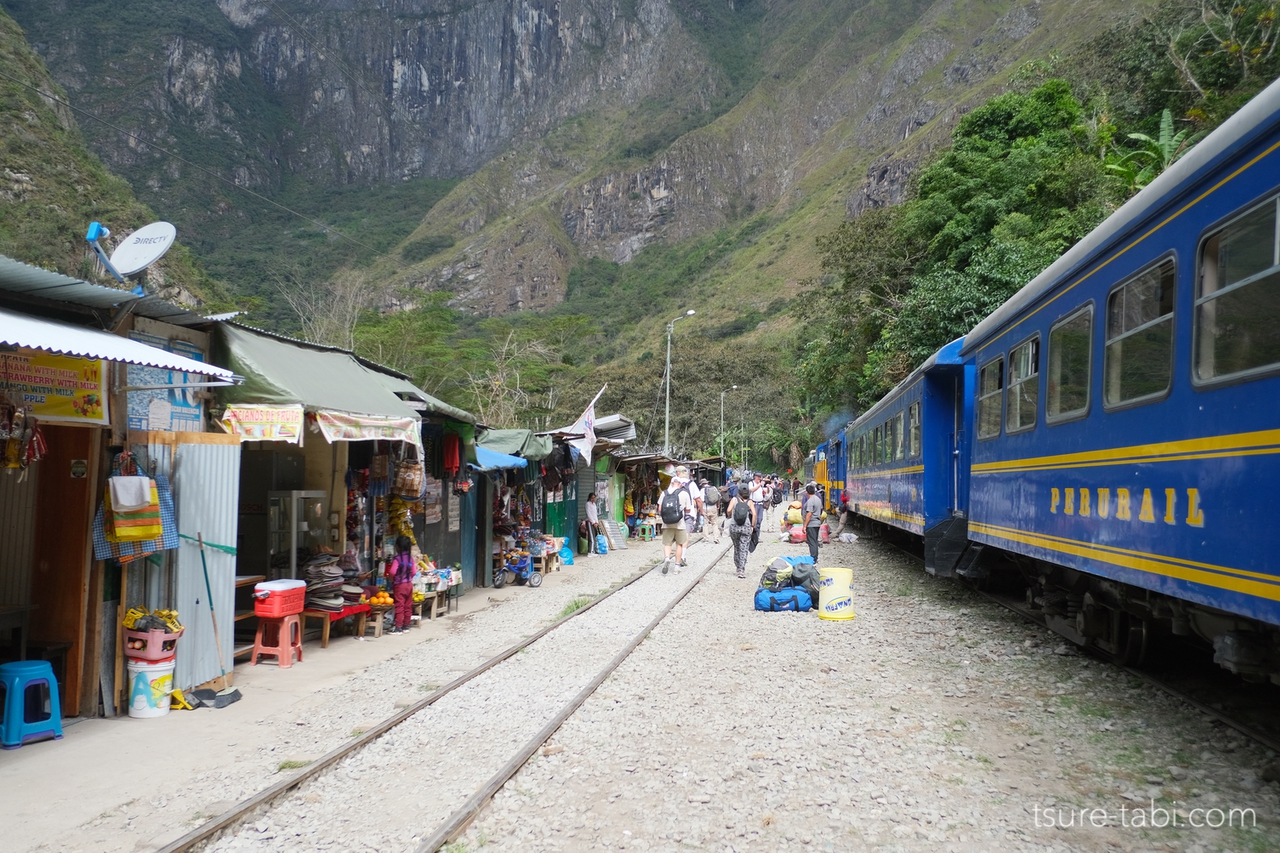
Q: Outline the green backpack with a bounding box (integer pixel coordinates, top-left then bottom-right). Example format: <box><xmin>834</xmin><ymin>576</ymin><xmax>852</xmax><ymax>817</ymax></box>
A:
<box><xmin>759</xmin><ymin>557</ymin><xmax>794</xmax><ymax>591</ymax></box>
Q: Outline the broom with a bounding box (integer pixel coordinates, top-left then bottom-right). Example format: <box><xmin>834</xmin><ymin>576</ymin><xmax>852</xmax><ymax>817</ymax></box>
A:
<box><xmin>196</xmin><ymin>532</ymin><xmax>242</xmax><ymax>707</ymax></box>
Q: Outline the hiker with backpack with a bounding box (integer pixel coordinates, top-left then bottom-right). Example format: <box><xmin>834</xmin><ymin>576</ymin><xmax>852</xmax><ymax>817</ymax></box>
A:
<box><xmin>726</xmin><ymin>485</ymin><xmax>754</xmax><ymax>579</ymax></box>
<box><xmin>659</xmin><ymin>471</ymin><xmax>693</xmax><ymax>574</ymax></box>
<box><xmin>700</xmin><ymin>478</ymin><xmax>722</xmax><ymax>544</ymax></box>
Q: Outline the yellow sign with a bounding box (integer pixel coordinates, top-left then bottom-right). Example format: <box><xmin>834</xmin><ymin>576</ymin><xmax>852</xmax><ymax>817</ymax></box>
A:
<box><xmin>219</xmin><ymin>405</ymin><xmax>304</xmax><ymax>443</ymax></box>
<box><xmin>1</xmin><ymin>349</ymin><xmax>108</xmax><ymax>425</ymax></box>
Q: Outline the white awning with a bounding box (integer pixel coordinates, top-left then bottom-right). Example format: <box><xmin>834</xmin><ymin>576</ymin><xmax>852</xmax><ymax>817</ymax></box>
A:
<box><xmin>0</xmin><ymin>306</ymin><xmax>235</xmax><ymax>377</ymax></box>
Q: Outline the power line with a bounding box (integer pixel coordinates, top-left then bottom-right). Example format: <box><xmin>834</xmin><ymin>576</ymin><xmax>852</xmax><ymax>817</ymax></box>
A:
<box><xmin>0</xmin><ymin>68</ymin><xmax>382</xmax><ymax>255</ymax></box>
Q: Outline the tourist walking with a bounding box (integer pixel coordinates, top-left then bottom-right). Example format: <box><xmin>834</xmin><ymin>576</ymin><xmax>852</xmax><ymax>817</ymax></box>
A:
<box><xmin>726</xmin><ymin>487</ymin><xmax>754</xmax><ymax>579</ymax></box>
<box><xmin>659</xmin><ymin>471</ymin><xmax>692</xmax><ymax>573</ymax></box>
<box><xmin>803</xmin><ymin>483</ymin><xmax>823</xmax><ymax>562</ymax></box>
<box><xmin>676</xmin><ymin>466</ymin><xmax>701</xmax><ymax>564</ymax></box>
<box><xmin>700</xmin><ymin>478</ymin><xmax>722</xmax><ymax>544</ymax></box>
<box><xmin>749</xmin><ymin>472</ymin><xmax>767</xmax><ymax>529</ymax></box>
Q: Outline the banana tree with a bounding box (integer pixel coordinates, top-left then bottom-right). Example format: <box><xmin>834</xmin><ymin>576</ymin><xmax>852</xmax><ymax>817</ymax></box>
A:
<box><xmin>1106</xmin><ymin>109</ymin><xmax>1204</xmax><ymax>194</ymax></box>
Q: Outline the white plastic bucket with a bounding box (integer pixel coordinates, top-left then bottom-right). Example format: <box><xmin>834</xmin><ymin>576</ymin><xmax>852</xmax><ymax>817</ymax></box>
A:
<box><xmin>817</xmin><ymin>567</ymin><xmax>855</xmax><ymax>621</ymax></box>
<box><xmin>126</xmin><ymin>658</ymin><xmax>175</xmax><ymax>718</ymax></box>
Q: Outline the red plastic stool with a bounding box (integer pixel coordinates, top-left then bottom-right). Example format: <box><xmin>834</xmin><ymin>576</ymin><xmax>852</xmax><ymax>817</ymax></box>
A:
<box><xmin>251</xmin><ymin>614</ymin><xmax>302</xmax><ymax>667</ymax></box>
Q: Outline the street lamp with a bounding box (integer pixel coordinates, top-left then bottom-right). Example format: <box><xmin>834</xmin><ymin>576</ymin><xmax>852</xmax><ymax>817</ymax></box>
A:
<box><xmin>720</xmin><ymin>385</ymin><xmax>738</xmax><ymax>459</ymax></box>
<box><xmin>664</xmin><ymin>309</ymin><xmax>695</xmax><ymax>455</ymax></box>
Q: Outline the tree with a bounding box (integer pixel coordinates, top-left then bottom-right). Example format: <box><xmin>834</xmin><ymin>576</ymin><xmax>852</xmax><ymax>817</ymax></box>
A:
<box><xmin>801</xmin><ymin>80</ymin><xmax>1120</xmax><ymax>407</ymax></box>
<box><xmin>1201</xmin><ymin>0</ymin><xmax>1280</xmax><ymax>81</ymax></box>
<box><xmin>1106</xmin><ymin>108</ymin><xmax>1205</xmax><ymax>193</ymax></box>
<box><xmin>463</xmin><ymin>330</ymin><xmax>557</xmax><ymax>428</ymax></box>
<box><xmin>281</xmin><ymin>268</ymin><xmax>383</xmax><ymax>351</ymax></box>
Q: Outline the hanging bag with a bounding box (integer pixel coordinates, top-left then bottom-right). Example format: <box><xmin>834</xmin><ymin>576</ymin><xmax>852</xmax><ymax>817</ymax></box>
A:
<box><xmin>105</xmin><ymin>451</ymin><xmax>162</xmax><ymax>542</ymax></box>
<box><xmin>394</xmin><ymin>460</ymin><xmax>425</xmax><ymax>499</ymax></box>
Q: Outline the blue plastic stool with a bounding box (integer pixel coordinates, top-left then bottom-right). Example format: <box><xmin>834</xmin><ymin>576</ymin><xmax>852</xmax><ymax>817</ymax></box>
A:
<box><xmin>0</xmin><ymin>660</ymin><xmax>63</xmax><ymax>749</ymax></box>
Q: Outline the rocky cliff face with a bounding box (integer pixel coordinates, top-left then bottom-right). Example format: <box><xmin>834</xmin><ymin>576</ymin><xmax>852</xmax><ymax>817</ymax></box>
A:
<box><xmin>4</xmin><ymin>0</ymin><xmax>1139</xmax><ymax>317</ymax></box>
<box><xmin>396</xmin><ymin>0</ymin><xmax>1139</xmax><ymax>314</ymax></box>
<box><xmin>7</xmin><ymin>0</ymin><xmax>714</xmax><ymax>188</ymax></box>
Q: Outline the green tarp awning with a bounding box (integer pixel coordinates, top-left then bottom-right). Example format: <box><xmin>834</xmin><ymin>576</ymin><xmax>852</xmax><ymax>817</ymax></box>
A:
<box><xmin>215</xmin><ymin>324</ymin><xmax>420</xmax><ymax>420</ymax></box>
<box><xmin>476</xmin><ymin>428</ymin><xmax>552</xmax><ymax>461</ymax></box>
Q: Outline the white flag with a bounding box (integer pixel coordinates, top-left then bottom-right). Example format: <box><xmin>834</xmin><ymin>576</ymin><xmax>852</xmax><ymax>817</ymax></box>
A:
<box><xmin>569</xmin><ymin>385</ymin><xmax>607</xmax><ymax>459</ymax></box>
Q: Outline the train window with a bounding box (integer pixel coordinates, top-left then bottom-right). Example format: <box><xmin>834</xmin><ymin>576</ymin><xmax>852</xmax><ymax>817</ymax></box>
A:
<box><xmin>1006</xmin><ymin>337</ymin><xmax>1039</xmax><ymax>433</ymax></box>
<box><xmin>977</xmin><ymin>357</ymin><xmax>1003</xmax><ymax>439</ymax></box>
<box><xmin>908</xmin><ymin>401</ymin><xmax>921</xmax><ymax>458</ymax></box>
<box><xmin>872</xmin><ymin>426</ymin><xmax>881</xmax><ymax>465</ymax></box>
<box><xmin>1196</xmin><ymin>197</ymin><xmax>1280</xmax><ymax>382</ymax></box>
<box><xmin>1105</xmin><ymin>258</ymin><xmax>1175</xmax><ymax>407</ymax></box>
<box><xmin>1047</xmin><ymin>307</ymin><xmax>1092</xmax><ymax>422</ymax></box>
<box><xmin>893</xmin><ymin>412</ymin><xmax>905</xmax><ymax>460</ymax></box>
<box><xmin>883</xmin><ymin>419</ymin><xmax>895</xmax><ymax>463</ymax></box>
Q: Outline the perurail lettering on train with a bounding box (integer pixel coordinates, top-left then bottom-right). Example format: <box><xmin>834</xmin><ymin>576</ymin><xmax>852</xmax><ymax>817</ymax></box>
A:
<box><xmin>1049</xmin><ymin>487</ymin><xmax>1205</xmax><ymax>527</ymax></box>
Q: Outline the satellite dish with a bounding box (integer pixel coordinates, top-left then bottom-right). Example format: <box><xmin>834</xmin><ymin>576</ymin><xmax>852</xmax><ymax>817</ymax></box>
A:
<box><xmin>109</xmin><ymin>221</ymin><xmax>177</xmax><ymax>276</ymax></box>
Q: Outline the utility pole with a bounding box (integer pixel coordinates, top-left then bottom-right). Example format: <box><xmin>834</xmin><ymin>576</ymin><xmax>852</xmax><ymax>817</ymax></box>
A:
<box><xmin>720</xmin><ymin>385</ymin><xmax>738</xmax><ymax>459</ymax></box>
<box><xmin>663</xmin><ymin>310</ymin><xmax>695</xmax><ymax>456</ymax></box>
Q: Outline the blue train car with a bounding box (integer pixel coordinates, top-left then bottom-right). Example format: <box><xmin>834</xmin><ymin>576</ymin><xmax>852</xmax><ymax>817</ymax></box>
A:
<box><xmin>959</xmin><ymin>78</ymin><xmax>1280</xmax><ymax>673</ymax></box>
<box><xmin>847</xmin><ymin>338</ymin><xmax>973</xmax><ymax>574</ymax></box>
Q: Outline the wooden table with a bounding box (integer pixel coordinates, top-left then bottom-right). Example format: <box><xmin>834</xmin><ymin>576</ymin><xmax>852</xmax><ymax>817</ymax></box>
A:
<box><xmin>0</xmin><ymin>604</ymin><xmax>35</xmax><ymax>660</ymax></box>
<box><xmin>301</xmin><ymin>604</ymin><xmax>371</xmax><ymax>648</ymax></box>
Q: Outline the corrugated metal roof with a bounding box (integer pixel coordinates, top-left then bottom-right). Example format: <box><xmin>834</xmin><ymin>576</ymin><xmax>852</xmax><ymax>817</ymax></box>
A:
<box><xmin>0</xmin><ymin>306</ymin><xmax>236</xmax><ymax>376</ymax></box>
<box><xmin>0</xmin><ymin>254</ymin><xmax>211</xmax><ymax>326</ymax></box>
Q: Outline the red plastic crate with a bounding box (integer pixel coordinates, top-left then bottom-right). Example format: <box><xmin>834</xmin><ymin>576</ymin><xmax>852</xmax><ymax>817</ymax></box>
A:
<box><xmin>124</xmin><ymin>627</ymin><xmax>182</xmax><ymax>661</ymax></box>
<box><xmin>254</xmin><ymin>584</ymin><xmax>306</xmax><ymax>617</ymax></box>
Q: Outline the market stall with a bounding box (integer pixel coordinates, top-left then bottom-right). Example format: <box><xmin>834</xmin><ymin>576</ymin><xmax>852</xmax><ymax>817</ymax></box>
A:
<box><xmin>212</xmin><ymin>323</ymin><xmax>436</xmax><ymax>645</ymax></box>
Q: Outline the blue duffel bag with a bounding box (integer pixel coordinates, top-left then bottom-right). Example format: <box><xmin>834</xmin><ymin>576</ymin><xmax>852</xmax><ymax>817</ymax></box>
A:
<box><xmin>754</xmin><ymin>586</ymin><xmax>815</xmax><ymax>612</ymax></box>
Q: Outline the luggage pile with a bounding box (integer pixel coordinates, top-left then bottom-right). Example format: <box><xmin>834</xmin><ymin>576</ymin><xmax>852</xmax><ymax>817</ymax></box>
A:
<box><xmin>753</xmin><ymin>556</ymin><xmax>820</xmax><ymax>612</ymax></box>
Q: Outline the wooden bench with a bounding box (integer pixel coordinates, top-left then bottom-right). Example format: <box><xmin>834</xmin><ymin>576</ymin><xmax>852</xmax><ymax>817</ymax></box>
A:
<box><xmin>300</xmin><ymin>604</ymin><xmax>370</xmax><ymax>648</ymax></box>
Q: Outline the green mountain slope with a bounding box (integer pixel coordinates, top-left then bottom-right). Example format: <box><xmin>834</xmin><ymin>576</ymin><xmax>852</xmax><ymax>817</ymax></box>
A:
<box><xmin>7</xmin><ymin>0</ymin><xmax>1247</xmax><ymax>464</ymax></box>
<box><xmin>0</xmin><ymin>8</ymin><xmax>225</xmax><ymax>303</ymax></box>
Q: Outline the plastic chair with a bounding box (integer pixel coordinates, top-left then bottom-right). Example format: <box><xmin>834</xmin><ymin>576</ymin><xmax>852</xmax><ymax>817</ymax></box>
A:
<box><xmin>251</xmin><ymin>614</ymin><xmax>303</xmax><ymax>667</ymax></box>
<box><xmin>0</xmin><ymin>660</ymin><xmax>63</xmax><ymax>749</ymax></box>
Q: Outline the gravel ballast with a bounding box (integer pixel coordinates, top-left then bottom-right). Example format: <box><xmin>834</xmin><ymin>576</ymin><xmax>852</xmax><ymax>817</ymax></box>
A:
<box><xmin>457</xmin><ymin>534</ymin><xmax>1280</xmax><ymax>853</ymax></box>
<box><xmin>34</xmin><ymin>542</ymin><xmax>670</xmax><ymax>853</ymax></box>
<box><xmin>196</xmin><ymin>539</ymin><xmax>728</xmax><ymax>852</ymax></box>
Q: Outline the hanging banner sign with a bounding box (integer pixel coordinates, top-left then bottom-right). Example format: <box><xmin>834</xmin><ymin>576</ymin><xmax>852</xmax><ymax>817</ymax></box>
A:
<box><xmin>1</xmin><ymin>349</ymin><xmax>108</xmax><ymax>425</ymax></box>
<box><xmin>313</xmin><ymin>411</ymin><xmax>422</xmax><ymax>457</ymax></box>
<box><xmin>219</xmin><ymin>405</ymin><xmax>304</xmax><ymax>443</ymax></box>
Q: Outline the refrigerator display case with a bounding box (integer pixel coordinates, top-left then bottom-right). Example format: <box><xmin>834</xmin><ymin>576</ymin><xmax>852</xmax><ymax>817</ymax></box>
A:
<box><xmin>268</xmin><ymin>490</ymin><xmax>328</xmax><ymax>579</ymax></box>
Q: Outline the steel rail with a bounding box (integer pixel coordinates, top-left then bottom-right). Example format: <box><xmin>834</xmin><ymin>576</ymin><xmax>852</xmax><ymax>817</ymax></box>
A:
<box><xmin>414</xmin><ymin>540</ymin><xmax>731</xmax><ymax>852</ymax></box>
<box><xmin>159</xmin><ymin>538</ymin><xmax>716</xmax><ymax>853</ymax></box>
<box><xmin>873</xmin><ymin>537</ymin><xmax>1280</xmax><ymax>758</ymax></box>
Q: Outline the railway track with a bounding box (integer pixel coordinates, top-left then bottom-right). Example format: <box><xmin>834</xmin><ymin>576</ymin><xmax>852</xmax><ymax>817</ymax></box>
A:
<box><xmin>873</xmin><ymin>535</ymin><xmax>1280</xmax><ymax>757</ymax></box>
<box><xmin>157</xmin><ymin>538</ymin><xmax>730</xmax><ymax>853</ymax></box>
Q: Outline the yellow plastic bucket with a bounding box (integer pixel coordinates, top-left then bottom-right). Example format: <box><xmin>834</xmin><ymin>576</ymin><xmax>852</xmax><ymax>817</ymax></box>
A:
<box><xmin>817</xmin><ymin>567</ymin><xmax>855</xmax><ymax>621</ymax></box>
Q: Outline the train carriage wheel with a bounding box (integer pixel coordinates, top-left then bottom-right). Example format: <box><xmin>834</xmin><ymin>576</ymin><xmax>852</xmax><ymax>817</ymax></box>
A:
<box><xmin>1114</xmin><ymin>613</ymin><xmax>1149</xmax><ymax>667</ymax></box>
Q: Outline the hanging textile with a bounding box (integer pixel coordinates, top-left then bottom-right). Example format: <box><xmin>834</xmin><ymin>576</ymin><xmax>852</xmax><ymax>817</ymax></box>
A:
<box><xmin>92</xmin><ymin>472</ymin><xmax>178</xmax><ymax>562</ymax></box>
<box><xmin>443</xmin><ymin>433</ymin><xmax>461</xmax><ymax>477</ymax></box>
<box><xmin>421</xmin><ymin>423</ymin><xmax>445</xmax><ymax>479</ymax></box>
